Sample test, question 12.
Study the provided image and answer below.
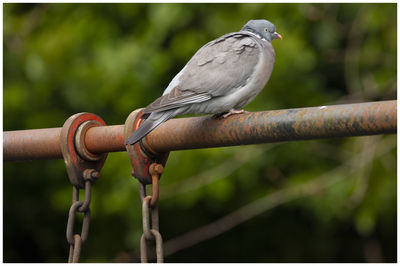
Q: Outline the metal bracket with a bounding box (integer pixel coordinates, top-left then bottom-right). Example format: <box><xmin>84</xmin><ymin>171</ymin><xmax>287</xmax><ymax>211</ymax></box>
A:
<box><xmin>60</xmin><ymin>112</ymin><xmax>108</xmax><ymax>188</ymax></box>
<box><xmin>124</xmin><ymin>109</ymin><xmax>169</xmax><ymax>184</ymax></box>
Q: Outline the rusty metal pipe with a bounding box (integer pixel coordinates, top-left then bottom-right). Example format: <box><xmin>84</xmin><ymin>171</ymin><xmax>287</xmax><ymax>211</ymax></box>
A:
<box><xmin>3</xmin><ymin>125</ymin><xmax>126</xmax><ymax>161</ymax></box>
<box><xmin>3</xmin><ymin>101</ymin><xmax>397</xmax><ymax>162</ymax></box>
<box><xmin>3</xmin><ymin>127</ymin><xmax>62</xmax><ymax>161</ymax></box>
<box><xmin>145</xmin><ymin>100</ymin><xmax>397</xmax><ymax>152</ymax></box>
<box><xmin>84</xmin><ymin>125</ymin><xmax>125</xmax><ymax>154</ymax></box>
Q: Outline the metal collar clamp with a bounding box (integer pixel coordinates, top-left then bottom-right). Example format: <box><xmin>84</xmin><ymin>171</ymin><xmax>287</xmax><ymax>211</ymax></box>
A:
<box><xmin>60</xmin><ymin>112</ymin><xmax>108</xmax><ymax>188</ymax></box>
<box><xmin>124</xmin><ymin>109</ymin><xmax>169</xmax><ymax>184</ymax></box>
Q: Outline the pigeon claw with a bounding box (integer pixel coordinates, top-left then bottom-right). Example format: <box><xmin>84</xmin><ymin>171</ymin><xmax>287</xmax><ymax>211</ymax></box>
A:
<box><xmin>222</xmin><ymin>109</ymin><xmax>248</xmax><ymax>118</ymax></box>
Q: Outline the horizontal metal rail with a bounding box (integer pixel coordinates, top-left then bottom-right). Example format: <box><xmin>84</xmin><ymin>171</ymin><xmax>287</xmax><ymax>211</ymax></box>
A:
<box><xmin>3</xmin><ymin>100</ymin><xmax>397</xmax><ymax>162</ymax></box>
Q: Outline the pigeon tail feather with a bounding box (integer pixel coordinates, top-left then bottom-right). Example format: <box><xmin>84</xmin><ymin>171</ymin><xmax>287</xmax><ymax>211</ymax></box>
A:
<box><xmin>125</xmin><ymin>110</ymin><xmax>175</xmax><ymax>145</ymax></box>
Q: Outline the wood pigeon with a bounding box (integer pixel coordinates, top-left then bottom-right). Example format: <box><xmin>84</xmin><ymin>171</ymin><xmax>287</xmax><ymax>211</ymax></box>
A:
<box><xmin>126</xmin><ymin>19</ymin><xmax>282</xmax><ymax>145</ymax></box>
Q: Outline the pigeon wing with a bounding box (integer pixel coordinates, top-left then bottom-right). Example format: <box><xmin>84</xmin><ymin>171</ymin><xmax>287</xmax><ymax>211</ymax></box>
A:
<box><xmin>180</xmin><ymin>32</ymin><xmax>263</xmax><ymax>96</ymax></box>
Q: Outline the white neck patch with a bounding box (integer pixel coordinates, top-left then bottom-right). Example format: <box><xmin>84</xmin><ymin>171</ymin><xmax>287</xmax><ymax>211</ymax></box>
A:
<box><xmin>243</xmin><ymin>30</ymin><xmax>267</xmax><ymax>42</ymax></box>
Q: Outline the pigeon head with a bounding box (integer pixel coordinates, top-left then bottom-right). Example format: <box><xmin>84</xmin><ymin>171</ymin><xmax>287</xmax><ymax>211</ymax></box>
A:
<box><xmin>241</xmin><ymin>19</ymin><xmax>282</xmax><ymax>42</ymax></box>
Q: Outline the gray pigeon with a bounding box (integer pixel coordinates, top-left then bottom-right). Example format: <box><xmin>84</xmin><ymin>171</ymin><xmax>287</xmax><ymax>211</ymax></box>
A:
<box><xmin>126</xmin><ymin>19</ymin><xmax>282</xmax><ymax>145</ymax></box>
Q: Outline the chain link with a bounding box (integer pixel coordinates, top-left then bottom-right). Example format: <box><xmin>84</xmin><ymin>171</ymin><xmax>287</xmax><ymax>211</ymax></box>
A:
<box><xmin>139</xmin><ymin>163</ymin><xmax>164</xmax><ymax>263</ymax></box>
<box><xmin>66</xmin><ymin>169</ymin><xmax>98</xmax><ymax>263</ymax></box>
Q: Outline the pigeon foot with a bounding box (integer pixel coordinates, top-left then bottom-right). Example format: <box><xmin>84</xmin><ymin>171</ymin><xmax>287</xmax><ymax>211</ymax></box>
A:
<box><xmin>222</xmin><ymin>109</ymin><xmax>248</xmax><ymax>118</ymax></box>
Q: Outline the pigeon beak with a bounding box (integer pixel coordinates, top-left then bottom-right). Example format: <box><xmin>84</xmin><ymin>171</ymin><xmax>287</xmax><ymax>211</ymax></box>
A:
<box><xmin>274</xmin><ymin>32</ymin><xmax>283</xmax><ymax>40</ymax></box>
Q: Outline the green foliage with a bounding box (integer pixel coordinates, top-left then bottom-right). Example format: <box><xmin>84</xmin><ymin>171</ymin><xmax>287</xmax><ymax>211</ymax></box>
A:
<box><xmin>3</xmin><ymin>3</ymin><xmax>396</xmax><ymax>262</ymax></box>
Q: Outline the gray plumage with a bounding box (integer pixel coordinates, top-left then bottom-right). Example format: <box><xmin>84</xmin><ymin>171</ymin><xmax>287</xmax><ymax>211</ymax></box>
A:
<box><xmin>126</xmin><ymin>19</ymin><xmax>281</xmax><ymax>145</ymax></box>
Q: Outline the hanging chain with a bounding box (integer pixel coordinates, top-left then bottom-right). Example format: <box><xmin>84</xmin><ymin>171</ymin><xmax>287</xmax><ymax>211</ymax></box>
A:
<box><xmin>66</xmin><ymin>169</ymin><xmax>99</xmax><ymax>263</ymax></box>
<box><xmin>139</xmin><ymin>163</ymin><xmax>164</xmax><ymax>263</ymax></box>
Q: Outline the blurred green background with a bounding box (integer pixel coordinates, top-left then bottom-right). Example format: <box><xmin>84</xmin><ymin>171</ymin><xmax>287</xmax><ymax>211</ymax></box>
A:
<box><xmin>3</xmin><ymin>3</ymin><xmax>396</xmax><ymax>262</ymax></box>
